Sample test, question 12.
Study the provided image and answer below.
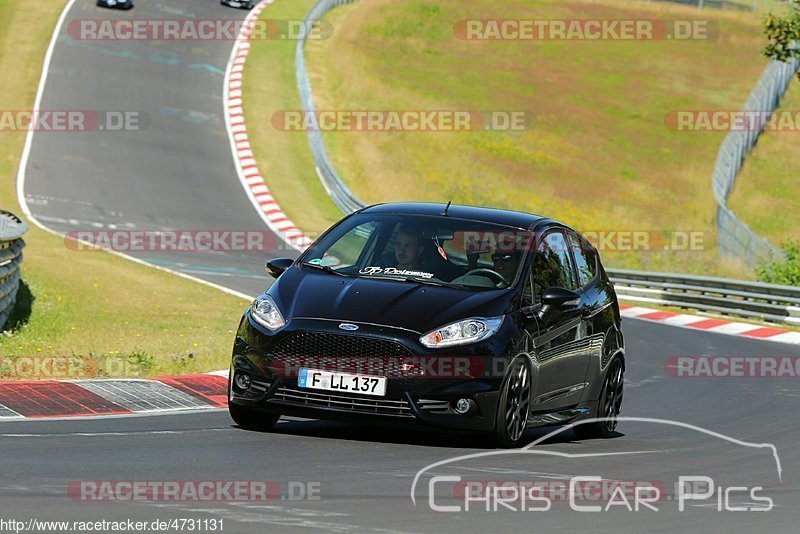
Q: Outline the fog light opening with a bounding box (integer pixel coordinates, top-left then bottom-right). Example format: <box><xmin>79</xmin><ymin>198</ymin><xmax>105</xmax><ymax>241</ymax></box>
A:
<box><xmin>235</xmin><ymin>372</ymin><xmax>251</xmax><ymax>391</ymax></box>
<box><xmin>454</xmin><ymin>398</ymin><xmax>474</xmax><ymax>415</ymax></box>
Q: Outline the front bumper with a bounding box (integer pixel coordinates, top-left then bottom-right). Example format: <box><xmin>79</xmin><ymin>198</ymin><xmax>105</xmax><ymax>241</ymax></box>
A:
<box><xmin>229</xmin><ymin>315</ymin><xmax>515</xmax><ymax>432</ymax></box>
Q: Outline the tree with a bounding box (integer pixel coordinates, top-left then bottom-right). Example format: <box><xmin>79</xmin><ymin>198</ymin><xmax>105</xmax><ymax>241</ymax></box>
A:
<box><xmin>763</xmin><ymin>0</ymin><xmax>800</xmax><ymax>77</ymax></box>
<box><xmin>756</xmin><ymin>241</ymin><xmax>800</xmax><ymax>286</ymax></box>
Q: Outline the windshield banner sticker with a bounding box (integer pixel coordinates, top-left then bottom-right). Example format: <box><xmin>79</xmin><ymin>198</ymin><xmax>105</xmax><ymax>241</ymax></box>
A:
<box><xmin>359</xmin><ymin>266</ymin><xmax>435</xmax><ymax>279</ymax></box>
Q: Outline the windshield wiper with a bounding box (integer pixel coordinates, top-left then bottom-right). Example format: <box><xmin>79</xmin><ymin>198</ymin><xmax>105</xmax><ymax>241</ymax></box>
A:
<box><xmin>301</xmin><ymin>262</ymin><xmax>350</xmax><ymax>277</ymax></box>
<box><xmin>369</xmin><ymin>275</ymin><xmax>467</xmax><ymax>289</ymax></box>
<box><xmin>404</xmin><ymin>277</ymin><xmax>459</xmax><ymax>288</ymax></box>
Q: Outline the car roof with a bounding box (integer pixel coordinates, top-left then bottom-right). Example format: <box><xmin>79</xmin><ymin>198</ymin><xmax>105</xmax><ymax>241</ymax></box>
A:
<box><xmin>359</xmin><ymin>202</ymin><xmax>549</xmax><ymax>230</ymax></box>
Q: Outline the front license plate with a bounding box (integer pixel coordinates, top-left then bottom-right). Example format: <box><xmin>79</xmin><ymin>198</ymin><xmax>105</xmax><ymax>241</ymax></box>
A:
<box><xmin>298</xmin><ymin>368</ymin><xmax>387</xmax><ymax>397</ymax></box>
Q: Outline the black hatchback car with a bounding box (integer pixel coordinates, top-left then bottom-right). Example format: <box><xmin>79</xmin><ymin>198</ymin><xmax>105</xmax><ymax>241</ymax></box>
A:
<box><xmin>229</xmin><ymin>203</ymin><xmax>625</xmax><ymax>446</ymax></box>
<box><xmin>97</xmin><ymin>0</ymin><xmax>133</xmax><ymax>9</ymax></box>
<box><xmin>220</xmin><ymin>0</ymin><xmax>253</xmax><ymax>9</ymax></box>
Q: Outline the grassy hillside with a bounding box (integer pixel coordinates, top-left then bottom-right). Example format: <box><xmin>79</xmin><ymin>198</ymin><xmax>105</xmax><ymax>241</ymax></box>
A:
<box><xmin>243</xmin><ymin>0</ymin><xmax>790</xmax><ymax>277</ymax></box>
<box><xmin>0</xmin><ymin>0</ymin><xmax>248</xmax><ymax>377</ymax></box>
<box><xmin>307</xmin><ymin>0</ymin><xmax>780</xmax><ymax>276</ymax></box>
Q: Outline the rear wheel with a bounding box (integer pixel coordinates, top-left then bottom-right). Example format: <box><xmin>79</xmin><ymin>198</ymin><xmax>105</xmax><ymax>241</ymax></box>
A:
<box><xmin>492</xmin><ymin>357</ymin><xmax>532</xmax><ymax>448</ymax></box>
<box><xmin>228</xmin><ymin>402</ymin><xmax>280</xmax><ymax>431</ymax></box>
<box><xmin>574</xmin><ymin>357</ymin><xmax>623</xmax><ymax>440</ymax></box>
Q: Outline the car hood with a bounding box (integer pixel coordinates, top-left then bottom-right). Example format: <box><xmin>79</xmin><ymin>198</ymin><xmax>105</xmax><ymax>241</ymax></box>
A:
<box><xmin>270</xmin><ymin>268</ymin><xmax>517</xmax><ymax>334</ymax></box>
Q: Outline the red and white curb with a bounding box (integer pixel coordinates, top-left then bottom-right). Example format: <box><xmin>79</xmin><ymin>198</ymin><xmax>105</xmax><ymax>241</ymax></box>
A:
<box><xmin>0</xmin><ymin>371</ymin><xmax>229</xmax><ymax>420</ymax></box>
<box><xmin>224</xmin><ymin>0</ymin><xmax>314</xmax><ymax>253</ymax></box>
<box><xmin>620</xmin><ymin>304</ymin><xmax>800</xmax><ymax>345</ymax></box>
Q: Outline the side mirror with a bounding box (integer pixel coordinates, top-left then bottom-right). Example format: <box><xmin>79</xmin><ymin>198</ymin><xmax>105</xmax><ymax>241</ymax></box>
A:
<box><xmin>520</xmin><ymin>287</ymin><xmax>580</xmax><ymax>320</ymax></box>
<box><xmin>540</xmin><ymin>286</ymin><xmax>581</xmax><ymax>307</ymax></box>
<box><xmin>265</xmin><ymin>257</ymin><xmax>294</xmax><ymax>279</ymax></box>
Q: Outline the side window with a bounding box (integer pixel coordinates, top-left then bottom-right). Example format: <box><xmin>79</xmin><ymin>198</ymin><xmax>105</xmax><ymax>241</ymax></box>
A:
<box><xmin>532</xmin><ymin>230</ymin><xmax>578</xmax><ymax>300</ymax></box>
<box><xmin>568</xmin><ymin>232</ymin><xmax>598</xmax><ymax>287</ymax></box>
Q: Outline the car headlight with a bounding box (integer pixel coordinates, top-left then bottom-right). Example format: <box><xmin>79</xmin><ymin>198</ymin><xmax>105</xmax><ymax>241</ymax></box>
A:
<box><xmin>419</xmin><ymin>317</ymin><xmax>503</xmax><ymax>348</ymax></box>
<box><xmin>249</xmin><ymin>295</ymin><xmax>286</xmax><ymax>331</ymax></box>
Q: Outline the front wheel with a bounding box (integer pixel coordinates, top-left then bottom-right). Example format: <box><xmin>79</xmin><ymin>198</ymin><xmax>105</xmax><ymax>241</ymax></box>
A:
<box><xmin>492</xmin><ymin>357</ymin><xmax>532</xmax><ymax>448</ymax></box>
<box><xmin>229</xmin><ymin>402</ymin><xmax>280</xmax><ymax>431</ymax></box>
<box><xmin>574</xmin><ymin>357</ymin><xmax>624</xmax><ymax>440</ymax></box>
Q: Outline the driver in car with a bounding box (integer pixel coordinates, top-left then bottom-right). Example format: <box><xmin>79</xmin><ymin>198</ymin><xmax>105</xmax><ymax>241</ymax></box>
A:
<box><xmin>453</xmin><ymin>236</ymin><xmax>521</xmax><ymax>288</ymax></box>
<box><xmin>393</xmin><ymin>225</ymin><xmax>426</xmax><ymax>271</ymax></box>
<box><xmin>492</xmin><ymin>250</ymin><xmax>521</xmax><ymax>284</ymax></box>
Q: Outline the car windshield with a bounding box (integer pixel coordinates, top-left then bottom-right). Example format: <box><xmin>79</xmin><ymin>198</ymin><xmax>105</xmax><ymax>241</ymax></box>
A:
<box><xmin>299</xmin><ymin>213</ymin><xmax>532</xmax><ymax>290</ymax></box>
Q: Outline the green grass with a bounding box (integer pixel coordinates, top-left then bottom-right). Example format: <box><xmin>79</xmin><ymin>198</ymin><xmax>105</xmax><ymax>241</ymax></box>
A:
<box><xmin>244</xmin><ymin>0</ymin><xmax>788</xmax><ymax>278</ymax></box>
<box><xmin>0</xmin><ymin>0</ymin><xmax>249</xmax><ymax>378</ymax></box>
<box><xmin>242</xmin><ymin>0</ymin><xmax>344</xmax><ymax>239</ymax></box>
<box><xmin>728</xmin><ymin>81</ymin><xmax>800</xmax><ymax>246</ymax></box>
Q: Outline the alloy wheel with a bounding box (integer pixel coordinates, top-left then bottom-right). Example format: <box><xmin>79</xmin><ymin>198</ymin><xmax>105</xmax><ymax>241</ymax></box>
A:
<box><xmin>601</xmin><ymin>359</ymin><xmax>624</xmax><ymax>433</ymax></box>
<box><xmin>504</xmin><ymin>360</ymin><xmax>531</xmax><ymax>442</ymax></box>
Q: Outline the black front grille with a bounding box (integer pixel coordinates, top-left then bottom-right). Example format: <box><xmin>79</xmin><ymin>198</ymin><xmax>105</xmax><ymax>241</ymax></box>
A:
<box><xmin>273</xmin><ymin>332</ymin><xmax>412</xmax><ymax>358</ymax></box>
<box><xmin>269</xmin><ymin>332</ymin><xmax>423</xmax><ymax>378</ymax></box>
<box><xmin>272</xmin><ymin>386</ymin><xmax>413</xmax><ymax>416</ymax></box>
<box><xmin>250</xmin><ymin>378</ymin><xmax>271</xmax><ymax>394</ymax></box>
<box><xmin>270</xmin><ymin>384</ymin><xmax>453</xmax><ymax>417</ymax></box>
<box><xmin>417</xmin><ymin>399</ymin><xmax>450</xmax><ymax>413</ymax></box>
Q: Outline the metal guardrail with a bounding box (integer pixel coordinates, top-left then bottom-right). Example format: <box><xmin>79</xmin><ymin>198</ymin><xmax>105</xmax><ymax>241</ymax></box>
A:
<box><xmin>713</xmin><ymin>54</ymin><xmax>800</xmax><ymax>268</ymax></box>
<box><xmin>295</xmin><ymin>0</ymin><xmax>365</xmax><ymax>216</ymax></box>
<box><xmin>0</xmin><ymin>211</ymin><xmax>27</xmax><ymax>331</ymax></box>
<box><xmin>646</xmin><ymin>0</ymin><xmax>758</xmax><ymax>11</ymax></box>
<box><xmin>608</xmin><ymin>268</ymin><xmax>800</xmax><ymax>325</ymax></box>
<box><xmin>295</xmin><ymin>0</ymin><xmax>800</xmax><ymax>326</ymax></box>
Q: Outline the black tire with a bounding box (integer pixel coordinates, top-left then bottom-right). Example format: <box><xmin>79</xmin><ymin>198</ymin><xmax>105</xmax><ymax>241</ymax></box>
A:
<box><xmin>574</xmin><ymin>357</ymin><xmax>624</xmax><ymax>440</ymax></box>
<box><xmin>492</xmin><ymin>357</ymin><xmax>532</xmax><ymax>448</ymax></box>
<box><xmin>228</xmin><ymin>402</ymin><xmax>280</xmax><ymax>431</ymax></box>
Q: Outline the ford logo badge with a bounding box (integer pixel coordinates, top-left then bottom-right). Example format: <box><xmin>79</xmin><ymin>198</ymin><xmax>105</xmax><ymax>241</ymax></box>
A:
<box><xmin>338</xmin><ymin>323</ymin><xmax>359</xmax><ymax>331</ymax></box>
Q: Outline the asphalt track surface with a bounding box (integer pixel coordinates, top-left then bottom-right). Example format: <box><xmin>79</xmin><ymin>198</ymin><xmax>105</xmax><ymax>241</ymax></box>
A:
<box><xmin>12</xmin><ymin>0</ymin><xmax>800</xmax><ymax>532</ymax></box>
<box><xmin>23</xmin><ymin>0</ymin><xmax>290</xmax><ymax>296</ymax></box>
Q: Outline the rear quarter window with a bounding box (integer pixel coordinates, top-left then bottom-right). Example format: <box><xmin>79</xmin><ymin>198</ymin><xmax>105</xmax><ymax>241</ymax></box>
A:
<box><xmin>532</xmin><ymin>230</ymin><xmax>578</xmax><ymax>297</ymax></box>
<box><xmin>568</xmin><ymin>232</ymin><xmax>598</xmax><ymax>287</ymax></box>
